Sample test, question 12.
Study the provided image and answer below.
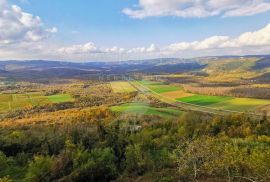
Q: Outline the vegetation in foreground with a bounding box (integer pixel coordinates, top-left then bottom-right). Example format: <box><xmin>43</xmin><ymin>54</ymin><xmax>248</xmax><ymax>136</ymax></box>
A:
<box><xmin>0</xmin><ymin>108</ymin><xmax>269</xmax><ymax>182</ymax></box>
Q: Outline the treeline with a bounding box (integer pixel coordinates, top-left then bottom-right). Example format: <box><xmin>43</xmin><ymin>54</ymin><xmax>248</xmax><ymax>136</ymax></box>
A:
<box><xmin>0</xmin><ymin>107</ymin><xmax>270</xmax><ymax>181</ymax></box>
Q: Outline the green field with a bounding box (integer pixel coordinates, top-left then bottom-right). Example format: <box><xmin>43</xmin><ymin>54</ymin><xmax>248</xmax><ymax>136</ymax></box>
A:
<box><xmin>48</xmin><ymin>94</ymin><xmax>74</xmax><ymax>103</ymax></box>
<box><xmin>110</xmin><ymin>81</ymin><xmax>137</xmax><ymax>93</ymax></box>
<box><xmin>211</xmin><ymin>98</ymin><xmax>270</xmax><ymax>112</ymax></box>
<box><xmin>138</xmin><ymin>80</ymin><xmax>182</xmax><ymax>94</ymax></box>
<box><xmin>177</xmin><ymin>95</ymin><xmax>233</xmax><ymax>106</ymax></box>
<box><xmin>138</xmin><ymin>80</ymin><xmax>163</xmax><ymax>85</ymax></box>
<box><xmin>0</xmin><ymin>93</ymin><xmax>74</xmax><ymax>113</ymax></box>
<box><xmin>177</xmin><ymin>95</ymin><xmax>270</xmax><ymax>112</ymax></box>
<box><xmin>111</xmin><ymin>103</ymin><xmax>182</xmax><ymax>118</ymax></box>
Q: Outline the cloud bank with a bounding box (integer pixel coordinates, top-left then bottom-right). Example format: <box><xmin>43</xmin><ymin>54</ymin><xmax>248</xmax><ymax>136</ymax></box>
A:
<box><xmin>165</xmin><ymin>23</ymin><xmax>270</xmax><ymax>52</ymax></box>
<box><xmin>123</xmin><ymin>0</ymin><xmax>270</xmax><ymax>19</ymax></box>
<box><xmin>55</xmin><ymin>23</ymin><xmax>270</xmax><ymax>60</ymax></box>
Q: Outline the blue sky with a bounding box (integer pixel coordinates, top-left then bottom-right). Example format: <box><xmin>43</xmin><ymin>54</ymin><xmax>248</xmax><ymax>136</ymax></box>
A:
<box><xmin>1</xmin><ymin>0</ymin><xmax>270</xmax><ymax>61</ymax></box>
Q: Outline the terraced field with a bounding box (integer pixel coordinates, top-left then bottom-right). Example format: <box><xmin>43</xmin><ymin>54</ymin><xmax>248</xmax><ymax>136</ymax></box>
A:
<box><xmin>0</xmin><ymin>93</ymin><xmax>74</xmax><ymax>113</ymax></box>
<box><xmin>110</xmin><ymin>81</ymin><xmax>137</xmax><ymax>93</ymax></box>
<box><xmin>111</xmin><ymin>103</ymin><xmax>182</xmax><ymax>118</ymax></box>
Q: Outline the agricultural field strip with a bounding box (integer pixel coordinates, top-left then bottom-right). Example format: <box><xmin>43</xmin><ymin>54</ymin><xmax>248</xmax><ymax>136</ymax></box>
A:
<box><xmin>129</xmin><ymin>80</ymin><xmax>223</xmax><ymax>116</ymax></box>
<box><xmin>111</xmin><ymin>103</ymin><xmax>182</xmax><ymax>117</ymax></box>
<box><xmin>129</xmin><ymin>79</ymin><xmax>267</xmax><ymax>116</ymax></box>
<box><xmin>0</xmin><ymin>93</ymin><xmax>73</xmax><ymax>113</ymax></box>
<box><xmin>110</xmin><ymin>81</ymin><xmax>136</xmax><ymax>93</ymax></box>
<box><xmin>176</xmin><ymin>95</ymin><xmax>234</xmax><ymax>106</ymax></box>
<box><xmin>134</xmin><ymin>80</ymin><xmax>270</xmax><ymax>117</ymax></box>
<box><xmin>137</xmin><ymin>80</ymin><xmax>270</xmax><ymax>113</ymax></box>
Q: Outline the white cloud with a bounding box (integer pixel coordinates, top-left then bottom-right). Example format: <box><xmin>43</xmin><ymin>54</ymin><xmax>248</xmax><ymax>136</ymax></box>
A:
<box><xmin>0</xmin><ymin>0</ymin><xmax>269</xmax><ymax>61</ymax></box>
<box><xmin>46</xmin><ymin>27</ymin><xmax>58</xmax><ymax>33</ymax></box>
<box><xmin>127</xmin><ymin>44</ymin><xmax>159</xmax><ymax>53</ymax></box>
<box><xmin>166</xmin><ymin>36</ymin><xmax>230</xmax><ymax>51</ymax></box>
<box><xmin>0</xmin><ymin>0</ymin><xmax>56</xmax><ymax>45</ymax></box>
<box><xmin>58</xmin><ymin>43</ymin><xmax>159</xmax><ymax>56</ymax></box>
<box><xmin>165</xmin><ymin>23</ymin><xmax>270</xmax><ymax>53</ymax></box>
<box><xmin>104</xmin><ymin>46</ymin><xmax>125</xmax><ymax>53</ymax></box>
<box><xmin>123</xmin><ymin>0</ymin><xmax>270</xmax><ymax>19</ymax></box>
<box><xmin>25</xmin><ymin>23</ymin><xmax>270</xmax><ymax>61</ymax></box>
<box><xmin>58</xmin><ymin>42</ymin><xmax>100</xmax><ymax>54</ymax></box>
<box><xmin>57</xmin><ymin>43</ymin><xmax>127</xmax><ymax>55</ymax></box>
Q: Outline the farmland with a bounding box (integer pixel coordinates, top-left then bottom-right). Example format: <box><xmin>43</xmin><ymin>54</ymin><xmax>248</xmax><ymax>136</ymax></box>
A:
<box><xmin>137</xmin><ymin>80</ymin><xmax>270</xmax><ymax>114</ymax></box>
<box><xmin>0</xmin><ymin>93</ymin><xmax>74</xmax><ymax>113</ymax></box>
<box><xmin>160</xmin><ymin>90</ymin><xmax>194</xmax><ymax>99</ymax></box>
<box><xmin>110</xmin><ymin>81</ymin><xmax>137</xmax><ymax>93</ymax></box>
<box><xmin>111</xmin><ymin>102</ymin><xmax>182</xmax><ymax>118</ymax></box>
<box><xmin>48</xmin><ymin>94</ymin><xmax>74</xmax><ymax>103</ymax></box>
<box><xmin>211</xmin><ymin>98</ymin><xmax>270</xmax><ymax>112</ymax></box>
<box><xmin>138</xmin><ymin>80</ymin><xmax>182</xmax><ymax>93</ymax></box>
<box><xmin>176</xmin><ymin>95</ymin><xmax>233</xmax><ymax>106</ymax></box>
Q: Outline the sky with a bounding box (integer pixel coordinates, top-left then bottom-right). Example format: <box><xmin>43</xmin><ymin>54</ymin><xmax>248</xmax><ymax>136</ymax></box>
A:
<box><xmin>0</xmin><ymin>0</ymin><xmax>270</xmax><ymax>61</ymax></box>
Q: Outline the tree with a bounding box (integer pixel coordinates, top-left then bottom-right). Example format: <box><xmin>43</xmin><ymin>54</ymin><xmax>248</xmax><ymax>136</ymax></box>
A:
<box><xmin>70</xmin><ymin>147</ymin><xmax>118</xmax><ymax>181</ymax></box>
<box><xmin>25</xmin><ymin>155</ymin><xmax>54</xmax><ymax>182</ymax></box>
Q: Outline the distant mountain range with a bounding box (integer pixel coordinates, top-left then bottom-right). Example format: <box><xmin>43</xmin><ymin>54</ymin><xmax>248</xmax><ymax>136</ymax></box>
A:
<box><xmin>0</xmin><ymin>55</ymin><xmax>269</xmax><ymax>83</ymax></box>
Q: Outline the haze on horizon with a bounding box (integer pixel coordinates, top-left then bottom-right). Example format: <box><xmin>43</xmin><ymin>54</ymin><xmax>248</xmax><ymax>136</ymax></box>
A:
<box><xmin>1</xmin><ymin>0</ymin><xmax>270</xmax><ymax>61</ymax></box>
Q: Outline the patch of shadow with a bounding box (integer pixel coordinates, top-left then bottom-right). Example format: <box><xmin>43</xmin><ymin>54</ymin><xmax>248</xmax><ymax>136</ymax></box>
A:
<box><xmin>253</xmin><ymin>72</ymin><xmax>270</xmax><ymax>84</ymax></box>
<box><xmin>253</xmin><ymin>58</ymin><xmax>270</xmax><ymax>70</ymax></box>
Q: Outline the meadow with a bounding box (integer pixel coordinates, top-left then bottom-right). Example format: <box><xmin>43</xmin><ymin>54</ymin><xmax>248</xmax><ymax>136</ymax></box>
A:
<box><xmin>0</xmin><ymin>93</ymin><xmax>74</xmax><ymax>113</ymax></box>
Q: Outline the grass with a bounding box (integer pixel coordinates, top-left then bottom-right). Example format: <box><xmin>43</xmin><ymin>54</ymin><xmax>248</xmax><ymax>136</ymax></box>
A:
<box><xmin>48</xmin><ymin>94</ymin><xmax>74</xmax><ymax>103</ymax></box>
<box><xmin>149</xmin><ymin>85</ymin><xmax>181</xmax><ymax>93</ymax></box>
<box><xmin>111</xmin><ymin>103</ymin><xmax>182</xmax><ymax>118</ymax></box>
<box><xmin>0</xmin><ymin>93</ymin><xmax>74</xmax><ymax>113</ymax></box>
<box><xmin>110</xmin><ymin>81</ymin><xmax>137</xmax><ymax>93</ymax></box>
<box><xmin>176</xmin><ymin>94</ymin><xmax>270</xmax><ymax>112</ymax></box>
<box><xmin>161</xmin><ymin>90</ymin><xmax>194</xmax><ymax>99</ymax></box>
<box><xmin>211</xmin><ymin>98</ymin><xmax>270</xmax><ymax>112</ymax></box>
<box><xmin>177</xmin><ymin>95</ymin><xmax>233</xmax><ymax>106</ymax></box>
<box><xmin>138</xmin><ymin>80</ymin><xmax>163</xmax><ymax>85</ymax></box>
<box><xmin>137</xmin><ymin>80</ymin><xmax>270</xmax><ymax>113</ymax></box>
<box><xmin>138</xmin><ymin>80</ymin><xmax>182</xmax><ymax>94</ymax></box>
